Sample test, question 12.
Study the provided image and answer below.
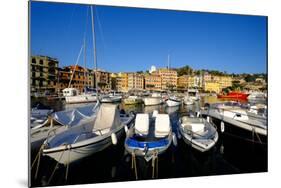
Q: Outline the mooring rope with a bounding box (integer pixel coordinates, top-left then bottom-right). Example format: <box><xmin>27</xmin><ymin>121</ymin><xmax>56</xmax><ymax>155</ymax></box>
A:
<box><xmin>47</xmin><ymin>146</ymin><xmax>66</xmax><ymax>185</ymax></box>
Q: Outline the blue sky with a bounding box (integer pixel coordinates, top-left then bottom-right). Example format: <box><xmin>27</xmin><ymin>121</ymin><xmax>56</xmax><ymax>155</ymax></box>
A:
<box><xmin>30</xmin><ymin>1</ymin><xmax>267</xmax><ymax>74</ymax></box>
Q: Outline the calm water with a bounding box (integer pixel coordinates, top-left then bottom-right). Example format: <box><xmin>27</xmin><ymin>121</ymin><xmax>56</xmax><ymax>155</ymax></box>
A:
<box><xmin>30</xmin><ymin>96</ymin><xmax>267</xmax><ymax>187</ymax></box>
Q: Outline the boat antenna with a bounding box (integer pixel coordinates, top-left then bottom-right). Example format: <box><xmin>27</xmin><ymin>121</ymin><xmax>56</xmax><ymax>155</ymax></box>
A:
<box><xmin>91</xmin><ymin>6</ymin><xmax>98</xmax><ymax>97</ymax></box>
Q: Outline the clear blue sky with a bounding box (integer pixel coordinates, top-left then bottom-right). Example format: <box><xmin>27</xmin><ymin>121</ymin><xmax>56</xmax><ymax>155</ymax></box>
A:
<box><xmin>30</xmin><ymin>1</ymin><xmax>267</xmax><ymax>74</ymax></box>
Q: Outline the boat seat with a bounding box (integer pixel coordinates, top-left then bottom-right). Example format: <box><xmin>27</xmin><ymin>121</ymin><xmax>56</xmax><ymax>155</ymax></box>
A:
<box><xmin>135</xmin><ymin>114</ymin><xmax>149</xmax><ymax>136</ymax></box>
<box><xmin>152</xmin><ymin>110</ymin><xmax>158</xmax><ymax>118</ymax></box>
<box><xmin>189</xmin><ymin>123</ymin><xmax>205</xmax><ymax>133</ymax></box>
<box><xmin>155</xmin><ymin>114</ymin><xmax>171</xmax><ymax>138</ymax></box>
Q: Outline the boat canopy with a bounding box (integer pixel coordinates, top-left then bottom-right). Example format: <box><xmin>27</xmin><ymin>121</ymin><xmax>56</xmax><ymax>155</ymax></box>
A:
<box><xmin>52</xmin><ymin>102</ymin><xmax>99</xmax><ymax>127</ymax></box>
<box><xmin>93</xmin><ymin>103</ymin><xmax>122</xmax><ymax>131</ymax></box>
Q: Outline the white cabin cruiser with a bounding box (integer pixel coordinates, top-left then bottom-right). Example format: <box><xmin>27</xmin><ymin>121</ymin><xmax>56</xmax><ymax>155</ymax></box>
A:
<box><xmin>63</xmin><ymin>88</ymin><xmax>97</xmax><ymax>104</ymax></box>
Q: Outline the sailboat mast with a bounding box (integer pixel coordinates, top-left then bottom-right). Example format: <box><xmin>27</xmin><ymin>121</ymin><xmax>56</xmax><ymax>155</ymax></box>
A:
<box><xmin>91</xmin><ymin>6</ymin><xmax>98</xmax><ymax>96</ymax></box>
<box><xmin>84</xmin><ymin>37</ymin><xmax>87</xmax><ymax>89</ymax></box>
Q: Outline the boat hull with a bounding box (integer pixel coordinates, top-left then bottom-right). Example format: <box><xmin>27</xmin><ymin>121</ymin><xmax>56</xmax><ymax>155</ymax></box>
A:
<box><xmin>65</xmin><ymin>94</ymin><xmax>97</xmax><ymax>104</ymax></box>
<box><xmin>179</xmin><ymin>128</ymin><xmax>218</xmax><ymax>152</ymax></box>
<box><xmin>201</xmin><ymin>109</ymin><xmax>267</xmax><ymax>144</ymax></box>
<box><xmin>166</xmin><ymin>99</ymin><xmax>181</xmax><ymax>107</ymax></box>
<box><xmin>43</xmin><ymin>127</ymin><xmax>124</xmax><ymax>165</ymax></box>
<box><xmin>143</xmin><ymin>97</ymin><xmax>162</xmax><ymax>106</ymax></box>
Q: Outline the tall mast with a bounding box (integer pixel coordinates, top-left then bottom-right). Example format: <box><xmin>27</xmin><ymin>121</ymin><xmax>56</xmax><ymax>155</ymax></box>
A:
<box><xmin>91</xmin><ymin>6</ymin><xmax>98</xmax><ymax>96</ymax></box>
<box><xmin>83</xmin><ymin>37</ymin><xmax>87</xmax><ymax>89</ymax></box>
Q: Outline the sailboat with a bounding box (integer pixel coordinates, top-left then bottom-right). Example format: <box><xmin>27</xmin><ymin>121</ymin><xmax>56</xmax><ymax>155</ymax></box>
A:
<box><xmin>42</xmin><ymin>6</ymin><xmax>135</xmax><ymax>164</ymax></box>
<box><xmin>63</xmin><ymin>16</ymin><xmax>98</xmax><ymax>104</ymax></box>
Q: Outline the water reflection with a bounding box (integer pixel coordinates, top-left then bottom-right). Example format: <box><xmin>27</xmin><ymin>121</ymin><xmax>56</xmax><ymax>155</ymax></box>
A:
<box><xmin>30</xmin><ymin>96</ymin><xmax>267</xmax><ymax>186</ymax></box>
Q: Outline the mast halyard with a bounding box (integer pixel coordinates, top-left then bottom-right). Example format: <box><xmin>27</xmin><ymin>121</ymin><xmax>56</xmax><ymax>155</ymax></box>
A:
<box><xmin>91</xmin><ymin>5</ymin><xmax>98</xmax><ymax>97</ymax></box>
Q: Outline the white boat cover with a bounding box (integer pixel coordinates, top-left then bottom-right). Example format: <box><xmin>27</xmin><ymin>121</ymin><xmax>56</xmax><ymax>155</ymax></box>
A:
<box><xmin>52</xmin><ymin>102</ymin><xmax>99</xmax><ymax>127</ymax></box>
<box><xmin>135</xmin><ymin>114</ymin><xmax>149</xmax><ymax>135</ymax></box>
<box><xmin>155</xmin><ymin>114</ymin><xmax>170</xmax><ymax>138</ymax></box>
<box><xmin>93</xmin><ymin>103</ymin><xmax>122</xmax><ymax>132</ymax></box>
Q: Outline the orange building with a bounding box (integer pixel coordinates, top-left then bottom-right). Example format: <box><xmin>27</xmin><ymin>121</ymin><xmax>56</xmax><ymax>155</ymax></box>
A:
<box><xmin>144</xmin><ymin>73</ymin><xmax>162</xmax><ymax>91</ymax></box>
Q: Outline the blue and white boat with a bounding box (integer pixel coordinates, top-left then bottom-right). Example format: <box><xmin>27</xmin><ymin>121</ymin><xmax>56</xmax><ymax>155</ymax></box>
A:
<box><xmin>124</xmin><ymin>111</ymin><xmax>173</xmax><ymax>162</ymax></box>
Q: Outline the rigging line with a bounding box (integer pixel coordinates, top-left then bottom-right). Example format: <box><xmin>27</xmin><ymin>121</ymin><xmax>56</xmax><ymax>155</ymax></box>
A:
<box><xmin>95</xmin><ymin>6</ymin><xmax>107</xmax><ymax>51</ymax></box>
<box><xmin>68</xmin><ymin>44</ymin><xmax>84</xmax><ymax>88</ymax></box>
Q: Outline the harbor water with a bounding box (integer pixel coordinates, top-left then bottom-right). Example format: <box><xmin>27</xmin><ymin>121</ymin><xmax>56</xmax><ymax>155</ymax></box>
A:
<box><xmin>30</xmin><ymin>96</ymin><xmax>267</xmax><ymax>187</ymax></box>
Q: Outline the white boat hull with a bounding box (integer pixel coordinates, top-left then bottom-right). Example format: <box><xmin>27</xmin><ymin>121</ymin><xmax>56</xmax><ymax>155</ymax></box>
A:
<box><xmin>166</xmin><ymin>99</ymin><xmax>181</xmax><ymax>107</ymax></box>
<box><xmin>143</xmin><ymin>97</ymin><xmax>162</xmax><ymax>106</ymax></box>
<box><xmin>43</xmin><ymin>127</ymin><xmax>124</xmax><ymax>165</ymax></box>
<box><xmin>65</xmin><ymin>94</ymin><xmax>97</xmax><ymax>104</ymax></box>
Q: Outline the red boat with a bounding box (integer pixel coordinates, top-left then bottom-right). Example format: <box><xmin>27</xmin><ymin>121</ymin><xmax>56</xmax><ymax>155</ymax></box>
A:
<box><xmin>217</xmin><ymin>91</ymin><xmax>249</xmax><ymax>100</ymax></box>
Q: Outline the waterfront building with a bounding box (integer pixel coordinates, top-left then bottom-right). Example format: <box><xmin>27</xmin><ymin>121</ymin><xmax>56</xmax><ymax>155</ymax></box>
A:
<box><xmin>218</xmin><ymin>76</ymin><xmax>233</xmax><ymax>89</ymax></box>
<box><xmin>93</xmin><ymin>69</ymin><xmax>111</xmax><ymax>91</ymax></box>
<box><xmin>144</xmin><ymin>73</ymin><xmax>162</xmax><ymax>91</ymax></box>
<box><xmin>203</xmin><ymin>81</ymin><xmax>221</xmax><ymax>93</ymax></box>
<box><xmin>30</xmin><ymin>55</ymin><xmax>59</xmax><ymax>94</ymax></box>
<box><xmin>157</xmin><ymin>68</ymin><xmax>177</xmax><ymax>90</ymax></box>
<box><xmin>116</xmin><ymin>72</ymin><xmax>128</xmax><ymax>92</ymax></box>
<box><xmin>128</xmin><ymin>73</ymin><xmax>144</xmax><ymax>91</ymax></box>
<box><xmin>177</xmin><ymin>75</ymin><xmax>189</xmax><ymax>90</ymax></box>
<box><xmin>58</xmin><ymin>65</ymin><xmax>90</xmax><ymax>93</ymax></box>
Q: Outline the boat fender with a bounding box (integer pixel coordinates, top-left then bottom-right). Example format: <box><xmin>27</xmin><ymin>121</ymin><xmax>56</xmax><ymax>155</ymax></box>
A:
<box><xmin>206</xmin><ymin>116</ymin><xmax>210</xmax><ymax>123</ymax></box>
<box><xmin>220</xmin><ymin>121</ymin><xmax>225</xmax><ymax>133</ymax></box>
<box><xmin>124</xmin><ymin>125</ymin><xmax>128</xmax><ymax>134</ymax></box>
<box><xmin>196</xmin><ymin>111</ymin><xmax>200</xmax><ymax>118</ymax></box>
<box><xmin>111</xmin><ymin>133</ymin><xmax>117</xmax><ymax>145</ymax></box>
<box><xmin>172</xmin><ymin>133</ymin><xmax>178</xmax><ymax>147</ymax></box>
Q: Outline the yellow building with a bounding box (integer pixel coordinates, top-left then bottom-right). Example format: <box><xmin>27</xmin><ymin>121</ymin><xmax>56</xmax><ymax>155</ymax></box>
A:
<box><xmin>128</xmin><ymin>73</ymin><xmax>144</xmax><ymax>91</ymax></box>
<box><xmin>204</xmin><ymin>82</ymin><xmax>221</xmax><ymax>93</ymax></box>
<box><xmin>116</xmin><ymin>73</ymin><xmax>128</xmax><ymax>92</ymax></box>
<box><xmin>219</xmin><ymin>76</ymin><xmax>233</xmax><ymax>89</ymax></box>
<box><xmin>30</xmin><ymin>55</ymin><xmax>59</xmax><ymax>94</ymax></box>
<box><xmin>157</xmin><ymin>68</ymin><xmax>177</xmax><ymax>90</ymax></box>
<box><xmin>177</xmin><ymin>75</ymin><xmax>189</xmax><ymax>89</ymax></box>
<box><xmin>144</xmin><ymin>73</ymin><xmax>162</xmax><ymax>91</ymax></box>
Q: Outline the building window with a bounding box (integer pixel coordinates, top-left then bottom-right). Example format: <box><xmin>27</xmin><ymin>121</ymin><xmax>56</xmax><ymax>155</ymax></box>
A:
<box><xmin>32</xmin><ymin>58</ymin><xmax>36</xmax><ymax>64</ymax></box>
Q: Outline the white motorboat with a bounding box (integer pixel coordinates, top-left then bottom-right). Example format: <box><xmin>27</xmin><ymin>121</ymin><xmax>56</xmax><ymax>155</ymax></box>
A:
<box><xmin>143</xmin><ymin>93</ymin><xmax>163</xmax><ymax>106</ymax></box>
<box><xmin>123</xmin><ymin>95</ymin><xmax>143</xmax><ymax>105</ymax></box>
<box><xmin>101</xmin><ymin>95</ymin><xmax>122</xmax><ymax>103</ymax></box>
<box><xmin>166</xmin><ymin>96</ymin><xmax>182</xmax><ymax>107</ymax></box>
<box><xmin>201</xmin><ymin>101</ymin><xmax>267</xmax><ymax>144</ymax></box>
<box><xmin>30</xmin><ymin>102</ymin><xmax>100</xmax><ymax>151</ymax></box>
<box><xmin>179</xmin><ymin>113</ymin><xmax>218</xmax><ymax>152</ymax></box>
<box><xmin>43</xmin><ymin>103</ymin><xmax>135</xmax><ymax>165</ymax></box>
<box><xmin>124</xmin><ymin>111</ymin><xmax>173</xmax><ymax>162</ymax></box>
<box><xmin>187</xmin><ymin>89</ymin><xmax>200</xmax><ymax>101</ymax></box>
<box><xmin>247</xmin><ymin>91</ymin><xmax>266</xmax><ymax>100</ymax></box>
<box><xmin>63</xmin><ymin>88</ymin><xmax>98</xmax><ymax>104</ymax></box>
